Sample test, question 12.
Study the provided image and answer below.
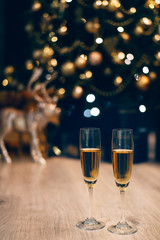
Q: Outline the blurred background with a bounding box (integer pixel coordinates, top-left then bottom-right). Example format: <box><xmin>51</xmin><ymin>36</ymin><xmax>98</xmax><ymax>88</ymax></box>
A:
<box><xmin>0</xmin><ymin>0</ymin><xmax>160</xmax><ymax>163</ymax></box>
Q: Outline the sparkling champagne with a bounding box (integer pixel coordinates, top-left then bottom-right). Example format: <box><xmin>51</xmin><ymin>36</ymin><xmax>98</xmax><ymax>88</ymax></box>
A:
<box><xmin>80</xmin><ymin>148</ymin><xmax>101</xmax><ymax>187</ymax></box>
<box><xmin>112</xmin><ymin>149</ymin><xmax>133</xmax><ymax>190</ymax></box>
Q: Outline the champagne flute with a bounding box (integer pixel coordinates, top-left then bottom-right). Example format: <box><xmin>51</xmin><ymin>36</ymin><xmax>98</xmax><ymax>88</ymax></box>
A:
<box><xmin>108</xmin><ymin>128</ymin><xmax>138</xmax><ymax>235</ymax></box>
<box><xmin>76</xmin><ymin>128</ymin><xmax>105</xmax><ymax>230</ymax></box>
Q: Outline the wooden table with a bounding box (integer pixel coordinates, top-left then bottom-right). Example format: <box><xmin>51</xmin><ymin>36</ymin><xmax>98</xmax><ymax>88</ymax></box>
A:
<box><xmin>0</xmin><ymin>157</ymin><xmax>159</xmax><ymax>240</ymax></box>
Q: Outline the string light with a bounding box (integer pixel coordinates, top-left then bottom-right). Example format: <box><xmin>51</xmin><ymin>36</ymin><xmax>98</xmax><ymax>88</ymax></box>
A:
<box><xmin>95</xmin><ymin>0</ymin><xmax>102</xmax><ymax>6</ymax></box>
<box><xmin>114</xmin><ymin>76</ymin><xmax>123</xmax><ymax>86</ymax></box>
<box><xmin>43</xmin><ymin>13</ymin><xmax>49</xmax><ymax>18</ymax></box>
<box><xmin>142</xmin><ymin>66</ymin><xmax>149</xmax><ymax>74</ymax></box>
<box><xmin>84</xmin><ymin>109</ymin><xmax>92</xmax><ymax>118</ymax></box>
<box><xmin>46</xmin><ymin>74</ymin><xmax>52</xmax><ymax>80</ymax></box>
<box><xmin>134</xmin><ymin>73</ymin><xmax>139</xmax><ymax>81</ymax></box>
<box><xmin>148</xmin><ymin>3</ymin><xmax>154</xmax><ymax>9</ymax></box>
<box><xmin>43</xmin><ymin>46</ymin><xmax>54</xmax><ymax>56</ymax></box>
<box><xmin>126</xmin><ymin>53</ymin><xmax>134</xmax><ymax>61</ymax></box>
<box><xmin>155</xmin><ymin>51</ymin><xmax>160</xmax><ymax>60</ymax></box>
<box><xmin>102</xmin><ymin>0</ymin><xmax>108</xmax><ymax>6</ymax></box>
<box><xmin>58</xmin><ymin>25</ymin><xmax>68</xmax><ymax>35</ymax></box>
<box><xmin>2</xmin><ymin>79</ymin><xmax>8</xmax><ymax>86</ymax></box>
<box><xmin>81</xmin><ymin>18</ymin><xmax>86</xmax><ymax>23</ymax></box>
<box><xmin>79</xmin><ymin>73</ymin><xmax>85</xmax><ymax>80</ymax></box>
<box><xmin>4</xmin><ymin>65</ymin><xmax>14</xmax><ymax>75</ymax></box>
<box><xmin>112</xmin><ymin>0</ymin><xmax>121</xmax><ymax>8</ymax></box>
<box><xmin>124</xmin><ymin>59</ymin><xmax>131</xmax><ymax>65</ymax></box>
<box><xmin>90</xmin><ymin>107</ymin><xmax>100</xmax><ymax>116</ymax></box>
<box><xmin>32</xmin><ymin>1</ymin><xmax>42</xmax><ymax>11</ymax></box>
<box><xmin>47</xmin><ymin>66</ymin><xmax>54</xmax><ymax>73</ymax></box>
<box><xmin>72</xmin><ymin>86</ymin><xmax>83</xmax><ymax>99</ymax></box>
<box><xmin>130</xmin><ymin>7</ymin><xmax>136</xmax><ymax>13</ymax></box>
<box><xmin>139</xmin><ymin>105</ymin><xmax>146</xmax><ymax>113</ymax></box>
<box><xmin>58</xmin><ymin>88</ymin><xmax>65</xmax><ymax>95</ymax></box>
<box><xmin>142</xmin><ymin>17</ymin><xmax>152</xmax><ymax>26</ymax></box>
<box><xmin>120</xmin><ymin>32</ymin><xmax>130</xmax><ymax>42</ymax></box>
<box><xmin>154</xmin><ymin>34</ymin><xmax>160</xmax><ymax>42</ymax></box>
<box><xmin>50</xmin><ymin>59</ymin><xmax>58</xmax><ymax>67</ymax></box>
<box><xmin>85</xmin><ymin>70</ymin><xmax>92</xmax><ymax>79</ymax></box>
<box><xmin>118</xmin><ymin>52</ymin><xmax>125</xmax><ymax>59</ymax></box>
<box><xmin>52</xmin><ymin>146</ymin><xmax>61</xmax><ymax>155</ymax></box>
<box><xmin>86</xmin><ymin>94</ymin><xmax>96</xmax><ymax>103</ymax></box>
<box><xmin>95</xmin><ymin>37</ymin><xmax>103</xmax><ymax>44</ymax></box>
<box><xmin>51</xmin><ymin>36</ymin><xmax>58</xmax><ymax>42</ymax></box>
<box><xmin>25</xmin><ymin>60</ymin><xmax>33</xmax><ymax>70</ymax></box>
<box><xmin>36</xmin><ymin>60</ymin><xmax>40</xmax><ymax>66</ymax></box>
<box><xmin>117</xmin><ymin>26</ymin><xmax>124</xmax><ymax>32</ymax></box>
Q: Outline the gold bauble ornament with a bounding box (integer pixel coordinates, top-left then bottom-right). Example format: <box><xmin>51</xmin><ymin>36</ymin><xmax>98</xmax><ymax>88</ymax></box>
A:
<box><xmin>75</xmin><ymin>55</ymin><xmax>87</xmax><ymax>69</ymax></box>
<box><xmin>149</xmin><ymin>71</ymin><xmax>157</xmax><ymax>80</ymax></box>
<box><xmin>134</xmin><ymin>25</ymin><xmax>144</xmax><ymax>36</ymax></box>
<box><xmin>4</xmin><ymin>65</ymin><xmax>14</xmax><ymax>75</ymax></box>
<box><xmin>32</xmin><ymin>1</ymin><xmax>42</xmax><ymax>11</ymax></box>
<box><xmin>61</xmin><ymin>61</ymin><xmax>76</xmax><ymax>77</ymax></box>
<box><xmin>104</xmin><ymin>67</ymin><xmax>112</xmax><ymax>76</ymax></box>
<box><xmin>120</xmin><ymin>32</ymin><xmax>130</xmax><ymax>43</ymax></box>
<box><xmin>88</xmin><ymin>51</ymin><xmax>103</xmax><ymax>66</ymax></box>
<box><xmin>115</xmin><ymin>11</ymin><xmax>124</xmax><ymax>20</ymax></box>
<box><xmin>42</xmin><ymin>46</ymin><xmax>54</xmax><ymax>59</ymax></box>
<box><xmin>136</xmin><ymin>75</ymin><xmax>151</xmax><ymax>91</ymax></box>
<box><xmin>85</xmin><ymin>21</ymin><xmax>100</xmax><ymax>34</ymax></box>
<box><xmin>72</xmin><ymin>86</ymin><xmax>83</xmax><ymax>99</ymax></box>
<box><xmin>32</xmin><ymin>49</ymin><xmax>42</xmax><ymax>59</ymax></box>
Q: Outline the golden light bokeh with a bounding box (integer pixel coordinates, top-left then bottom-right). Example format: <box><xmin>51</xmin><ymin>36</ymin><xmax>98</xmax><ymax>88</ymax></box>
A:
<box><xmin>2</xmin><ymin>79</ymin><xmax>8</xmax><ymax>86</ymax></box>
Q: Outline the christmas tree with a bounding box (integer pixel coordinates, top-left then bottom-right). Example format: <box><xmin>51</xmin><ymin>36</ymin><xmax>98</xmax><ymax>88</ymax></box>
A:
<box><xmin>2</xmin><ymin>0</ymin><xmax>160</xmax><ymax>107</ymax></box>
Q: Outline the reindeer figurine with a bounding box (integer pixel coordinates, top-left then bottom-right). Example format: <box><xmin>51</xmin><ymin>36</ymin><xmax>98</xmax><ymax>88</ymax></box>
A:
<box><xmin>0</xmin><ymin>68</ymin><xmax>61</xmax><ymax>164</ymax></box>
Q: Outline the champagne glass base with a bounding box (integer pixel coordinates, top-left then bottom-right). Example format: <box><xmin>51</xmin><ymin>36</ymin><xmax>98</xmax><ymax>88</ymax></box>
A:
<box><xmin>76</xmin><ymin>218</ymin><xmax>105</xmax><ymax>230</ymax></box>
<box><xmin>107</xmin><ymin>221</ymin><xmax>138</xmax><ymax>235</ymax></box>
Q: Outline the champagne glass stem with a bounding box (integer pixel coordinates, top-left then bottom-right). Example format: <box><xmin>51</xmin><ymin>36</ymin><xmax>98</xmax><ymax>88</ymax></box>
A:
<box><xmin>88</xmin><ymin>187</ymin><xmax>93</xmax><ymax>219</ymax></box>
<box><xmin>120</xmin><ymin>190</ymin><xmax>126</xmax><ymax>224</ymax></box>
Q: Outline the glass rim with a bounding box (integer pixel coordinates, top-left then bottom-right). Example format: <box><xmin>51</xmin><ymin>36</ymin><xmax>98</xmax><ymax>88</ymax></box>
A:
<box><xmin>80</xmin><ymin>127</ymin><xmax>100</xmax><ymax>130</ymax></box>
<box><xmin>112</xmin><ymin>128</ymin><xmax>133</xmax><ymax>132</ymax></box>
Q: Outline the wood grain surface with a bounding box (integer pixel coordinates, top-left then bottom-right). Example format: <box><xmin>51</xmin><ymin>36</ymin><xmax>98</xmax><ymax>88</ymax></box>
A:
<box><xmin>0</xmin><ymin>157</ymin><xmax>159</xmax><ymax>240</ymax></box>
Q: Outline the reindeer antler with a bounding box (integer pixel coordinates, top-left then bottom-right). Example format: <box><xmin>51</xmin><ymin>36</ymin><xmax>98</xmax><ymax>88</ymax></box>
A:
<box><xmin>40</xmin><ymin>71</ymin><xmax>58</xmax><ymax>103</ymax></box>
<box><xmin>28</xmin><ymin>68</ymin><xmax>58</xmax><ymax>103</ymax></box>
<box><xmin>28</xmin><ymin>68</ymin><xmax>44</xmax><ymax>102</ymax></box>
